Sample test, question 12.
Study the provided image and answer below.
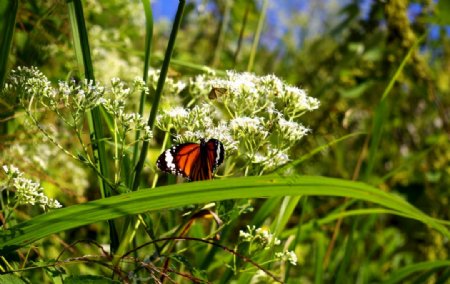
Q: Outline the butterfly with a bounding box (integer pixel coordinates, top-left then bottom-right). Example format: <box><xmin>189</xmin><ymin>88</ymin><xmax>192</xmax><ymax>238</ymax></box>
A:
<box><xmin>208</xmin><ymin>87</ymin><xmax>228</xmax><ymax>100</ymax></box>
<box><xmin>156</xmin><ymin>138</ymin><xmax>225</xmax><ymax>181</ymax></box>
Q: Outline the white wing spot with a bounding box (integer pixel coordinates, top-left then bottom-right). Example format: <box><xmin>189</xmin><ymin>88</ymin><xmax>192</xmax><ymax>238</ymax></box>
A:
<box><xmin>215</xmin><ymin>142</ymin><xmax>221</xmax><ymax>166</ymax></box>
<box><xmin>164</xmin><ymin>151</ymin><xmax>176</xmax><ymax>171</ymax></box>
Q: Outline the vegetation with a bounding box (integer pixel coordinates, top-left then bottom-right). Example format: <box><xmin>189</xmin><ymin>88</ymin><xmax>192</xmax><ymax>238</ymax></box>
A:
<box><xmin>0</xmin><ymin>0</ymin><xmax>449</xmax><ymax>283</ymax></box>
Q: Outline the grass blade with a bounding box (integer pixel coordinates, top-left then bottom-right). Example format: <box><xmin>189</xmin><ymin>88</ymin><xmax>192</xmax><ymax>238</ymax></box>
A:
<box><xmin>0</xmin><ymin>175</ymin><xmax>448</xmax><ymax>253</ymax></box>
<box><xmin>132</xmin><ymin>0</ymin><xmax>186</xmax><ymax>190</ymax></box>
<box><xmin>67</xmin><ymin>0</ymin><xmax>117</xmax><ymax>251</ymax></box>
<box><xmin>247</xmin><ymin>0</ymin><xmax>268</xmax><ymax>72</ymax></box>
<box><xmin>314</xmin><ymin>232</ymin><xmax>325</xmax><ymax>284</ymax></box>
<box><xmin>383</xmin><ymin>260</ymin><xmax>450</xmax><ymax>284</ymax></box>
<box><xmin>0</xmin><ymin>0</ymin><xmax>18</xmax><ymax>88</ymax></box>
<box><xmin>131</xmin><ymin>0</ymin><xmax>154</xmax><ymax>173</ymax></box>
<box><xmin>364</xmin><ymin>34</ymin><xmax>426</xmax><ymax>179</ymax></box>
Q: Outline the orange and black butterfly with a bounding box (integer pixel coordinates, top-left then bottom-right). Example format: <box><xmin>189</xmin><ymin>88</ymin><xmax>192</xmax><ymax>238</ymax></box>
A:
<box><xmin>156</xmin><ymin>138</ymin><xmax>225</xmax><ymax>181</ymax></box>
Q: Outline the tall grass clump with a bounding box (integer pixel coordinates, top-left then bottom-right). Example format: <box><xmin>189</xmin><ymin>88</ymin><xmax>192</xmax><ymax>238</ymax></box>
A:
<box><xmin>0</xmin><ymin>1</ymin><xmax>449</xmax><ymax>283</ymax></box>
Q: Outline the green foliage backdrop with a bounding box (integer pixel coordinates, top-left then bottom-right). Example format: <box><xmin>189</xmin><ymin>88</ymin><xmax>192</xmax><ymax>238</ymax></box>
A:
<box><xmin>0</xmin><ymin>0</ymin><xmax>449</xmax><ymax>283</ymax></box>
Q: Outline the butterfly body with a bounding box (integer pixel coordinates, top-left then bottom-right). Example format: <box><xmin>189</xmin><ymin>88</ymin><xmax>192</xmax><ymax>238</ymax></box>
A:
<box><xmin>157</xmin><ymin>138</ymin><xmax>224</xmax><ymax>181</ymax></box>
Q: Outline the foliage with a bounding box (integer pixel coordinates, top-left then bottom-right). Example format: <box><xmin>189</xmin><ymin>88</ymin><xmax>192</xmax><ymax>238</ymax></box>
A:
<box><xmin>0</xmin><ymin>0</ymin><xmax>449</xmax><ymax>283</ymax></box>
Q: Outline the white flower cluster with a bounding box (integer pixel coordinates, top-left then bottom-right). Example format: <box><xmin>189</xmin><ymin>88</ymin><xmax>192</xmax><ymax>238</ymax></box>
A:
<box><xmin>250</xmin><ymin>269</ymin><xmax>273</xmax><ymax>284</ymax></box>
<box><xmin>2</xmin><ymin>165</ymin><xmax>62</xmax><ymax>210</ymax></box>
<box><xmin>239</xmin><ymin>225</ymin><xmax>298</xmax><ymax>269</ymax></box>
<box><xmin>275</xmin><ymin>250</ymin><xmax>298</xmax><ymax>266</ymax></box>
<box><xmin>230</xmin><ymin>117</ymin><xmax>269</xmax><ymax>141</ymax></box>
<box><xmin>2</xmin><ymin>67</ymin><xmax>154</xmax><ymax>183</ymax></box>
<box><xmin>148</xmin><ymin>69</ymin><xmax>187</xmax><ymax>99</ymax></box>
<box><xmin>102</xmin><ymin>78</ymin><xmax>153</xmax><ymax>142</ymax></box>
<box><xmin>6</xmin><ymin>67</ymin><xmax>106</xmax><ymax>127</ymax></box>
<box><xmin>156</xmin><ymin>71</ymin><xmax>320</xmax><ymax>174</ymax></box>
<box><xmin>239</xmin><ymin>225</ymin><xmax>281</xmax><ymax>249</ymax></box>
<box><xmin>239</xmin><ymin>225</ymin><xmax>298</xmax><ymax>267</ymax></box>
<box><xmin>3</xmin><ymin>67</ymin><xmax>153</xmax><ymax>149</ymax></box>
<box><xmin>157</xmin><ymin>104</ymin><xmax>238</xmax><ymax>152</ymax></box>
<box><xmin>277</xmin><ymin>117</ymin><xmax>310</xmax><ymax>142</ymax></box>
<box><xmin>191</xmin><ymin>71</ymin><xmax>319</xmax><ymax>118</ymax></box>
<box><xmin>253</xmin><ymin>147</ymin><xmax>290</xmax><ymax>172</ymax></box>
<box><xmin>1</xmin><ymin>140</ymin><xmax>90</xmax><ymax>196</ymax></box>
<box><xmin>4</xmin><ymin>66</ymin><xmax>52</xmax><ymax>102</ymax></box>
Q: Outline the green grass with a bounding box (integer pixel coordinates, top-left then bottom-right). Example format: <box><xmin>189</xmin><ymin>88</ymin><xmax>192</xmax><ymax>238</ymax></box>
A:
<box><xmin>1</xmin><ymin>175</ymin><xmax>448</xmax><ymax>253</ymax></box>
<box><xmin>1</xmin><ymin>1</ymin><xmax>449</xmax><ymax>283</ymax></box>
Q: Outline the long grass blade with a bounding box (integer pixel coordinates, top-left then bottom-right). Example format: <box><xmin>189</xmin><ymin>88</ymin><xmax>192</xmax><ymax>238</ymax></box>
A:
<box><xmin>67</xmin><ymin>0</ymin><xmax>117</xmax><ymax>251</ymax></box>
<box><xmin>364</xmin><ymin>34</ymin><xmax>426</xmax><ymax>179</ymax></box>
<box><xmin>247</xmin><ymin>0</ymin><xmax>268</xmax><ymax>72</ymax></box>
<box><xmin>0</xmin><ymin>175</ymin><xmax>448</xmax><ymax>253</ymax></box>
<box><xmin>131</xmin><ymin>0</ymin><xmax>154</xmax><ymax>174</ymax></box>
<box><xmin>132</xmin><ymin>0</ymin><xmax>186</xmax><ymax>190</ymax></box>
<box><xmin>276</xmin><ymin>132</ymin><xmax>364</xmax><ymax>173</ymax></box>
<box><xmin>314</xmin><ymin>232</ymin><xmax>325</xmax><ymax>284</ymax></box>
<box><xmin>383</xmin><ymin>260</ymin><xmax>450</xmax><ymax>284</ymax></box>
<box><xmin>0</xmin><ymin>0</ymin><xmax>18</xmax><ymax>88</ymax></box>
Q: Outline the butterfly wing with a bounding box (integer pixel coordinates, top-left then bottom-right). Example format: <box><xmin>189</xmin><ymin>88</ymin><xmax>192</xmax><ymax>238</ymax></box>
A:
<box><xmin>189</xmin><ymin>139</ymin><xmax>225</xmax><ymax>181</ymax></box>
<box><xmin>208</xmin><ymin>87</ymin><xmax>228</xmax><ymax>100</ymax></box>
<box><xmin>156</xmin><ymin>143</ymin><xmax>201</xmax><ymax>180</ymax></box>
<box><xmin>156</xmin><ymin>139</ymin><xmax>225</xmax><ymax>181</ymax></box>
<box><xmin>206</xmin><ymin>138</ymin><xmax>224</xmax><ymax>173</ymax></box>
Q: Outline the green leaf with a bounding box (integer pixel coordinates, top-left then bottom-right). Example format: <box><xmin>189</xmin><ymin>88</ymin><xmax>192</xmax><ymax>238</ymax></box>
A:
<box><xmin>435</xmin><ymin>0</ymin><xmax>450</xmax><ymax>25</ymax></box>
<box><xmin>64</xmin><ymin>275</ymin><xmax>120</xmax><ymax>284</ymax></box>
<box><xmin>338</xmin><ymin>81</ymin><xmax>373</xmax><ymax>99</ymax></box>
<box><xmin>0</xmin><ymin>274</ymin><xmax>26</xmax><ymax>284</ymax></box>
<box><xmin>0</xmin><ymin>175</ymin><xmax>448</xmax><ymax>253</ymax></box>
<box><xmin>0</xmin><ymin>0</ymin><xmax>18</xmax><ymax>88</ymax></box>
<box><xmin>383</xmin><ymin>261</ymin><xmax>450</xmax><ymax>284</ymax></box>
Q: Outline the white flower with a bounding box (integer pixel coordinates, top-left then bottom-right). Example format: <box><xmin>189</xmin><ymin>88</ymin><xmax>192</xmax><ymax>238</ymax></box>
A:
<box><xmin>250</xmin><ymin>269</ymin><xmax>272</xmax><ymax>284</ymax></box>
<box><xmin>262</xmin><ymin>148</ymin><xmax>290</xmax><ymax>171</ymax></box>
<box><xmin>255</xmin><ymin>227</ymin><xmax>281</xmax><ymax>248</ymax></box>
<box><xmin>239</xmin><ymin>225</ymin><xmax>280</xmax><ymax>249</ymax></box>
<box><xmin>156</xmin><ymin>107</ymin><xmax>189</xmax><ymax>132</ymax></box>
<box><xmin>186</xmin><ymin>104</ymin><xmax>214</xmax><ymax>131</ymax></box>
<box><xmin>229</xmin><ymin>117</ymin><xmax>268</xmax><ymax>139</ymax></box>
<box><xmin>204</xmin><ymin>122</ymin><xmax>238</xmax><ymax>152</ymax></box>
<box><xmin>175</xmin><ymin>130</ymin><xmax>205</xmax><ymax>144</ymax></box>
<box><xmin>167</xmin><ymin>107</ymin><xmax>189</xmax><ymax>119</ymax></box>
<box><xmin>3</xmin><ymin>165</ymin><xmax>62</xmax><ymax>210</ymax></box>
<box><xmin>277</xmin><ymin>85</ymin><xmax>320</xmax><ymax>118</ymax></box>
<box><xmin>239</xmin><ymin>229</ymin><xmax>253</xmax><ymax>242</ymax></box>
<box><xmin>275</xmin><ymin>250</ymin><xmax>298</xmax><ymax>266</ymax></box>
<box><xmin>3</xmin><ymin>165</ymin><xmax>21</xmax><ymax>178</ymax></box>
<box><xmin>252</xmin><ymin>153</ymin><xmax>267</xmax><ymax>164</ymax></box>
<box><xmin>277</xmin><ymin>117</ymin><xmax>310</xmax><ymax>142</ymax></box>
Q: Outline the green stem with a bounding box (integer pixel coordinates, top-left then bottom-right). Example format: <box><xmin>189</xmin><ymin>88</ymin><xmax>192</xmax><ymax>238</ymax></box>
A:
<box><xmin>233</xmin><ymin>2</ymin><xmax>250</xmax><ymax>65</ymax></box>
<box><xmin>212</xmin><ymin>0</ymin><xmax>231</xmax><ymax>67</ymax></box>
<box><xmin>132</xmin><ymin>0</ymin><xmax>186</xmax><ymax>190</ymax></box>
<box><xmin>151</xmin><ymin>130</ymin><xmax>171</xmax><ymax>188</ymax></box>
<box><xmin>247</xmin><ymin>0</ymin><xmax>268</xmax><ymax>72</ymax></box>
<box><xmin>114</xmin><ymin>116</ymin><xmax>119</xmax><ymax>184</ymax></box>
<box><xmin>67</xmin><ymin>0</ymin><xmax>118</xmax><ymax>252</ymax></box>
<box><xmin>364</xmin><ymin>34</ymin><xmax>426</xmax><ymax>179</ymax></box>
<box><xmin>0</xmin><ymin>0</ymin><xmax>18</xmax><ymax>89</ymax></box>
<box><xmin>131</xmin><ymin>0</ymin><xmax>154</xmax><ymax>177</ymax></box>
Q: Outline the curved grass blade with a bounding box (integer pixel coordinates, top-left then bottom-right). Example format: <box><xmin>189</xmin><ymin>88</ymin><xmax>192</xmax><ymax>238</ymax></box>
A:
<box><xmin>0</xmin><ymin>175</ymin><xmax>448</xmax><ymax>253</ymax></box>
<box><xmin>275</xmin><ymin>132</ymin><xmax>364</xmax><ymax>173</ymax></box>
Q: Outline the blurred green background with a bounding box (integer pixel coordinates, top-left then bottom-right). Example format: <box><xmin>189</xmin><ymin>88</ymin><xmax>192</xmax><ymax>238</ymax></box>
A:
<box><xmin>1</xmin><ymin>0</ymin><xmax>449</xmax><ymax>282</ymax></box>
